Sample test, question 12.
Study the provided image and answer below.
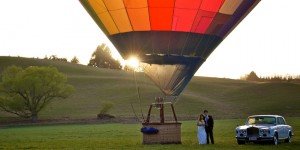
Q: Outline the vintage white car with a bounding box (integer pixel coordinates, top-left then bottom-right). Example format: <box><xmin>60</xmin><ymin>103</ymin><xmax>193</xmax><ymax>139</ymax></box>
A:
<box><xmin>236</xmin><ymin>115</ymin><xmax>293</xmax><ymax>145</ymax></box>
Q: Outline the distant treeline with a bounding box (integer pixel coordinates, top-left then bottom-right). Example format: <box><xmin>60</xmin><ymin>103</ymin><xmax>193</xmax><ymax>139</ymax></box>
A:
<box><xmin>44</xmin><ymin>55</ymin><xmax>79</xmax><ymax>64</ymax></box>
<box><xmin>241</xmin><ymin>71</ymin><xmax>300</xmax><ymax>83</ymax></box>
<box><xmin>43</xmin><ymin>44</ymin><xmax>122</xmax><ymax>70</ymax></box>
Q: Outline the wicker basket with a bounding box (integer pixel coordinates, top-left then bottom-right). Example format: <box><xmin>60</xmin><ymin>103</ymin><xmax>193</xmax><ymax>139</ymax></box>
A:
<box><xmin>142</xmin><ymin>122</ymin><xmax>181</xmax><ymax>144</ymax></box>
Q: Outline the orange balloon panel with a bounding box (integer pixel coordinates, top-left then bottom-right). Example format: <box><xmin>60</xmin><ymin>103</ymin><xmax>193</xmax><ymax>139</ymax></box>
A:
<box><xmin>123</xmin><ymin>0</ymin><xmax>150</xmax><ymax>31</ymax></box>
<box><xmin>149</xmin><ymin>7</ymin><xmax>174</xmax><ymax>31</ymax></box>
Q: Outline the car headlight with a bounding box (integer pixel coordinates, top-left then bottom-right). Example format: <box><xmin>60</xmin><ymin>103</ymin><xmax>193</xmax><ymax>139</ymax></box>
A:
<box><xmin>238</xmin><ymin>129</ymin><xmax>247</xmax><ymax>134</ymax></box>
<box><xmin>260</xmin><ymin>129</ymin><xmax>270</xmax><ymax>134</ymax></box>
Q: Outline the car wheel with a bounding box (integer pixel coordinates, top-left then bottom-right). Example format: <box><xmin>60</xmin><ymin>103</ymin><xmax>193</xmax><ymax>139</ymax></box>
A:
<box><xmin>237</xmin><ymin>140</ymin><xmax>245</xmax><ymax>145</ymax></box>
<box><xmin>284</xmin><ymin>132</ymin><xmax>292</xmax><ymax>143</ymax></box>
<box><xmin>272</xmin><ymin>133</ymin><xmax>278</xmax><ymax>145</ymax></box>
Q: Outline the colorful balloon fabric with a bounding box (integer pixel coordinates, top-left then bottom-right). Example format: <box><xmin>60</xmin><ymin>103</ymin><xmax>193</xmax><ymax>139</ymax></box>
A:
<box><xmin>80</xmin><ymin>0</ymin><xmax>260</xmax><ymax>96</ymax></box>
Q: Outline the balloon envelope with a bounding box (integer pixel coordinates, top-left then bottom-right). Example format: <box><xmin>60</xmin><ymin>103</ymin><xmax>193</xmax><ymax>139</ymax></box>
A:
<box><xmin>80</xmin><ymin>0</ymin><xmax>260</xmax><ymax>96</ymax></box>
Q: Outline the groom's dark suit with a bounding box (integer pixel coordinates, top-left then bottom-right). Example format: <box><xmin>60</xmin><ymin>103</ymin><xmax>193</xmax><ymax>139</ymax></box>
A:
<box><xmin>205</xmin><ymin>115</ymin><xmax>214</xmax><ymax>144</ymax></box>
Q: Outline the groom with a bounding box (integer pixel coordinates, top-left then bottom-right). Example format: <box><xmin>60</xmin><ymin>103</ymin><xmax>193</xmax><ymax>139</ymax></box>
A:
<box><xmin>204</xmin><ymin>110</ymin><xmax>214</xmax><ymax>144</ymax></box>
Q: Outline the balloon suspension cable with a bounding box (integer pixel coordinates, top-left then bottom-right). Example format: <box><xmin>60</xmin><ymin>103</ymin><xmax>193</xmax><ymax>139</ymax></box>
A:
<box><xmin>173</xmin><ymin>96</ymin><xmax>179</xmax><ymax>105</ymax></box>
<box><xmin>133</xmin><ymin>70</ymin><xmax>145</xmax><ymax>121</ymax></box>
<box><xmin>130</xmin><ymin>103</ymin><xmax>142</xmax><ymax>123</ymax></box>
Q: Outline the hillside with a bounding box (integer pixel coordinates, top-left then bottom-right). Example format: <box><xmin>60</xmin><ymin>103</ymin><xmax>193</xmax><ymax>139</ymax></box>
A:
<box><xmin>0</xmin><ymin>56</ymin><xmax>299</xmax><ymax>122</ymax></box>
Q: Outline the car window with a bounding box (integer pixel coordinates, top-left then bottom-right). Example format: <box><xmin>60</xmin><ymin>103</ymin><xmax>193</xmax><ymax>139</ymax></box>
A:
<box><xmin>278</xmin><ymin>117</ymin><xmax>286</xmax><ymax>125</ymax></box>
<box><xmin>277</xmin><ymin>118</ymin><xmax>280</xmax><ymax>124</ymax></box>
<box><xmin>247</xmin><ymin>117</ymin><xmax>276</xmax><ymax>125</ymax></box>
<box><xmin>281</xmin><ymin>118</ymin><xmax>286</xmax><ymax>125</ymax></box>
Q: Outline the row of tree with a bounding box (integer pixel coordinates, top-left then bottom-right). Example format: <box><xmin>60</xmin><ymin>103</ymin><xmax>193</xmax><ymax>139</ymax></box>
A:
<box><xmin>241</xmin><ymin>71</ymin><xmax>300</xmax><ymax>82</ymax></box>
<box><xmin>44</xmin><ymin>55</ymin><xmax>80</xmax><ymax>64</ymax></box>
<box><xmin>43</xmin><ymin>44</ymin><xmax>122</xmax><ymax>69</ymax></box>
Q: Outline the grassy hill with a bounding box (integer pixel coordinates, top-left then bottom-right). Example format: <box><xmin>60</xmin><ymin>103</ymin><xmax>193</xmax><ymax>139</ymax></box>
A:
<box><xmin>0</xmin><ymin>56</ymin><xmax>299</xmax><ymax>121</ymax></box>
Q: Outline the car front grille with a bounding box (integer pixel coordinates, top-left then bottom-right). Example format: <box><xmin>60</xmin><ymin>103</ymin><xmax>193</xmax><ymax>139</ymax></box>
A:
<box><xmin>247</xmin><ymin>127</ymin><xmax>259</xmax><ymax>136</ymax></box>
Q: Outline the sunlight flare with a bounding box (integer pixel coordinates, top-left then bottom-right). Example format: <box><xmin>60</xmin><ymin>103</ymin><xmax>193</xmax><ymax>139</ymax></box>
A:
<box><xmin>125</xmin><ymin>56</ymin><xmax>140</xmax><ymax>69</ymax></box>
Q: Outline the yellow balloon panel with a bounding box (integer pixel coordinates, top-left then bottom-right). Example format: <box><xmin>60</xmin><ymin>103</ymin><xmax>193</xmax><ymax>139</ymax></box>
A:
<box><xmin>103</xmin><ymin>0</ymin><xmax>124</xmax><ymax>10</ymax></box>
<box><xmin>88</xmin><ymin>0</ymin><xmax>106</xmax><ymax>13</ymax></box>
<box><xmin>88</xmin><ymin>0</ymin><xmax>119</xmax><ymax>34</ymax></box>
<box><xmin>110</xmin><ymin>9</ymin><xmax>133</xmax><ymax>33</ymax></box>
<box><xmin>99</xmin><ymin>12</ymin><xmax>120</xmax><ymax>34</ymax></box>
<box><xmin>103</xmin><ymin>0</ymin><xmax>132</xmax><ymax>33</ymax></box>
<box><xmin>123</xmin><ymin>0</ymin><xmax>148</xmax><ymax>8</ymax></box>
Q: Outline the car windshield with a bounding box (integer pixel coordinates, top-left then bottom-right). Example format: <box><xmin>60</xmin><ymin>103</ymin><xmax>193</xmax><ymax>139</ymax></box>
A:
<box><xmin>247</xmin><ymin>116</ymin><xmax>276</xmax><ymax>125</ymax></box>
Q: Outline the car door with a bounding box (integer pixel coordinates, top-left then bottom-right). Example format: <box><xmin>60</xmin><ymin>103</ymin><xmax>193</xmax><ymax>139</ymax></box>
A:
<box><xmin>280</xmin><ymin>117</ymin><xmax>288</xmax><ymax>138</ymax></box>
<box><xmin>277</xmin><ymin>117</ymin><xmax>287</xmax><ymax>139</ymax></box>
<box><xmin>276</xmin><ymin>117</ymin><xmax>284</xmax><ymax>139</ymax></box>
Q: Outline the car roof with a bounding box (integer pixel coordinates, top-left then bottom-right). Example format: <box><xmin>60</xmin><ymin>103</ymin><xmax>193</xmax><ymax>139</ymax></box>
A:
<box><xmin>248</xmin><ymin>115</ymin><xmax>283</xmax><ymax>118</ymax></box>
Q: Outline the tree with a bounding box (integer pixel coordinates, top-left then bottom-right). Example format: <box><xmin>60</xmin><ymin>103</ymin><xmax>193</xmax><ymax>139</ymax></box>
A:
<box><xmin>88</xmin><ymin>44</ymin><xmax>122</xmax><ymax>69</ymax></box>
<box><xmin>0</xmin><ymin>66</ymin><xmax>74</xmax><ymax>122</ymax></box>
<box><xmin>44</xmin><ymin>55</ymin><xmax>48</xmax><ymax>60</ymax></box>
<box><xmin>245</xmin><ymin>71</ymin><xmax>260</xmax><ymax>81</ymax></box>
<box><xmin>48</xmin><ymin>55</ymin><xmax>68</xmax><ymax>62</ymax></box>
<box><xmin>71</xmin><ymin>56</ymin><xmax>79</xmax><ymax>64</ymax></box>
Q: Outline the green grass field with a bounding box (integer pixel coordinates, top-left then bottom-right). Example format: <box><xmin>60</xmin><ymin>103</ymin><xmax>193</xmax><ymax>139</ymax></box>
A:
<box><xmin>1</xmin><ymin>118</ymin><xmax>299</xmax><ymax>149</ymax></box>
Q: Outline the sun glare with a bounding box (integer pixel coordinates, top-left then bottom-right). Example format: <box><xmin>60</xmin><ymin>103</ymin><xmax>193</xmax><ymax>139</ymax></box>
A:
<box><xmin>125</xmin><ymin>57</ymin><xmax>140</xmax><ymax>69</ymax></box>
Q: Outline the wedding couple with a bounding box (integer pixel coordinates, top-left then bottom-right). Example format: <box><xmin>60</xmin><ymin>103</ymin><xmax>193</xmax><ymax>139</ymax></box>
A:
<box><xmin>197</xmin><ymin>110</ymin><xmax>214</xmax><ymax>144</ymax></box>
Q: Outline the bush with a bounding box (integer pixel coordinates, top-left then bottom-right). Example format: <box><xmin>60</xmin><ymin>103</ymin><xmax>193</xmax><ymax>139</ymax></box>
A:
<box><xmin>97</xmin><ymin>102</ymin><xmax>115</xmax><ymax>119</ymax></box>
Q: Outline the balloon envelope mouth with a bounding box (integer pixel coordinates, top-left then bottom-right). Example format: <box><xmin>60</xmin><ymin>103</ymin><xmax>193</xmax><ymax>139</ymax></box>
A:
<box><xmin>140</xmin><ymin>54</ymin><xmax>204</xmax><ymax>65</ymax></box>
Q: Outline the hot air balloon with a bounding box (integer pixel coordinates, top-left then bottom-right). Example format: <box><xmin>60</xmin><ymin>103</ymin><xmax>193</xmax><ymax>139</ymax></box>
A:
<box><xmin>79</xmin><ymin>0</ymin><xmax>260</xmax><ymax>144</ymax></box>
<box><xmin>80</xmin><ymin>0</ymin><xmax>260</xmax><ymax>97</ymax></box>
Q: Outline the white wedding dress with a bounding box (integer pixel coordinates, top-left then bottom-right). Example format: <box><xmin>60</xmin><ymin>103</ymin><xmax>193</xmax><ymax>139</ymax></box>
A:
<box><xmin>197</xmin><ymin>123</ymin><xmax>207</xmax><ymax>144</ymax></box>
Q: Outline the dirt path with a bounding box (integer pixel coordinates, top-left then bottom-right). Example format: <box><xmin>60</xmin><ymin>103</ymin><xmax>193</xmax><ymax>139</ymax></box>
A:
<box><xmin>0</xmin><ymin>117</ymin><xmax>140</xmax><ymax>128</ymax></box>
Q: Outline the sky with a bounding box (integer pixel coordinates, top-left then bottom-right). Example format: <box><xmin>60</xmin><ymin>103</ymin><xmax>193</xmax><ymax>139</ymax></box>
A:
<box><xmin>0</xmin><ymin>0</ymin><xmax>299</xmax><ymax>79</ymax></box>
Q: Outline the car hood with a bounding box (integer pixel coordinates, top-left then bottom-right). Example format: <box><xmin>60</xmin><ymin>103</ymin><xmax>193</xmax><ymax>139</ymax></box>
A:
<box><xmin>237</xmin><ymin>124</ymin><xmax>273</xmax><ymax>130</ymax></box>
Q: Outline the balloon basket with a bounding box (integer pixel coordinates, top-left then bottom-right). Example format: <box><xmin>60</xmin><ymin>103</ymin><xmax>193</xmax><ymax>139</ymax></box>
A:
<box><xmin>141</xmin><ymin>99</ymin><xmax>181</xmax><ymax>144</ymax></box>
<box><xmin>142</xmin><ymin>122</ymin><xmax>181</xmax><ymax>144</ymax></box>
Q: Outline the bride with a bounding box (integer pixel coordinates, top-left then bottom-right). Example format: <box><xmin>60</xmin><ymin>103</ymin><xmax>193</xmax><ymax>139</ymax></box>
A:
<box><xmin>197</xmin><ymin>114</ymin><xmax>207</xmax><ymax>144</ymax></box>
